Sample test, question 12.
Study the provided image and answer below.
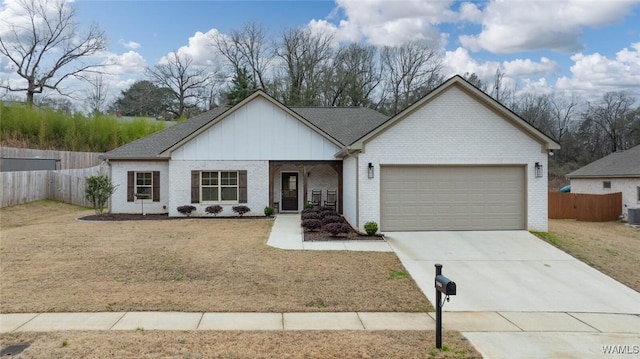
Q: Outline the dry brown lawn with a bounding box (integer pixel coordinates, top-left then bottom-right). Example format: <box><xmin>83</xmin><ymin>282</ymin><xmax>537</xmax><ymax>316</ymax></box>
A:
<box><xmin>543</xmin><ymin>219</ymin><xmax>640</xmax><ymax>292</ymax></box>
<box><xmin>0</xmin><ymin>201</ymin><xmax>430</xmax><ymax>313</ymax></box>
<box><xmin>0</xmin><ymin>331</ymin><xmax>479</xmax><ymax>358</ymax></box>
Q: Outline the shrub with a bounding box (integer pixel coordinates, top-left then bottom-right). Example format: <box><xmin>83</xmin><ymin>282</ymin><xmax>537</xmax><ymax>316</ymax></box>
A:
<box><xmin>301</xmin><ymin>212</ymin><xmax>321</xmax><ymax>220</ymax></box>
<box><xmin>322</xmin><ymin>215</ymin><xmax>344</xmax><ymax>225</ymax></box>
<box><xmin>301</xmin><ymin>219</ymin><xmax>322</xmax><ymax>231</ymax></box>
<box><xmin>85</xmin><ymin>175</ymin><xmax>117</xmax><ymax>214</ymax></box>
<box><xmin>301</xmin><ymin>208</ymin><xmax>319</xmax><ymax>214</ymax></box>
<box><xmin>232</xmin><ymin>205</ymin><xmax>251</xmax><ymax>216</ymax></box>
<box><xmin>304</xmin><ymin>203</ymin><xmax>315</xmax><ymax>209</ymax></box>
<box><xmin>364</xmin><ymin>221</ymin><xmax>379</xmax><ymax>236</ymax></box>
<box><xmin>318</xmin><ymin>206</ymin><xmax>334</xmax><ymax>212</ymax></box>
<box><xmin>320</xmin><ymin>210</ymin><xmax>338</xmax><ymax>218</ymax></box>
<box><xmin>205</xmin><ymin>205</ymin><xmax>223</xmax><ymax>216</ymax></box>
<box><xmin>264</xmin><ymin>206</ymin><xmax>274</xmax><ymax>216</ymax></box>
<box><xmin>325</xmin><ymin>223</ymin><xmax>352</xmax><ymax>237</ymax></box>
<box><xmin>177</xmin><ymin>205</ymin><xmax>196</xmax><ymax>216</ymax></box>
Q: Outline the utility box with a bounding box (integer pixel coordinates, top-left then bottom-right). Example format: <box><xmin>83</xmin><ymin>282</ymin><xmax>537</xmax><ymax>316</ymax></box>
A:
<box><xmin>628</xmin><ymin>208</ymin><xmax>640</xmax><ymax>225</ymax></box>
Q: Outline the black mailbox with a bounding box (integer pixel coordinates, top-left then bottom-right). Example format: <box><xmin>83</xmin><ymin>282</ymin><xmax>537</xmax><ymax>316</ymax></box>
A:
<box><xmin>435</xmin><ymin>274</ymin><xmax>456</xmax><ymax>295</ymax></box>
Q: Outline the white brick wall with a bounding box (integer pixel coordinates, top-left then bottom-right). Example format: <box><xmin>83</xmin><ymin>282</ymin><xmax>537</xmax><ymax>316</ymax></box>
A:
<box><xmin>571</xmin><ymin>178</ymin><xmax>640</xmax><ymax>218</ymax></box>
<box><xmin>168</xmin><ymin>160</ymin><xmax>269</xmax><ymax>217</ymax></box>
<box><xmin>109</xmin><ymin>161</ymin><xmax>170</xmax><ymax>214</ymax></box>
<box><xmin>306</xmin><ymin>164</ymin><xmax>339</xmax><ymax>206</ymax></box>
<box><xmin>357</xmin><ymin>86</ymin><xmax>550</xmax><ymax>231</ymax></box>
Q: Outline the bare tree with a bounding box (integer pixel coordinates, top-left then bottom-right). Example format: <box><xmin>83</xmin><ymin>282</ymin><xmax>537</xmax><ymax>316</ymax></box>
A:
<box><xmin>83</xmin><ymin>73</ymin><xmax>109</xmax><ymax>115</ymax></box>
<box><xmin>379</xmin><ymin>41</ymin><xmax>444</xmax><ymax>114</ymax></box>
<box><xmin>582</xmin><ymin>92</ymin><xmax>637</xmax><ymax>153</ymax></box>
<box><xmin>322</xmin><ymin>43</ymin><xmax>381</xmax><ymax>107</ymax></box>
<box><xmin>146</xmin><ymin>52</ymin><xmax>217</xmax><ymax>118</ymax></box>
<box><xmin>0</xmin><ymin>0</ymin><xmax>107</xmax><ymax>105</ymax></box>
<box><xmin>549</xmin><ymin>94</ymin><xmax>579</xmax><ymax>142</ymax></box>
<box><xmin>276</xmin><ymin>27</ymin><xmax>334</xmax><ymax>106</ymax></box>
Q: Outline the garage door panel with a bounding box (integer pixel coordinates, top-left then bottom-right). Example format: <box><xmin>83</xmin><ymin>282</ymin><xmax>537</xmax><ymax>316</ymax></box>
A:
<box><xmin>380</xmin><ymin>166</ymin><xmax>525</xmax><ymax>231</ymax></box>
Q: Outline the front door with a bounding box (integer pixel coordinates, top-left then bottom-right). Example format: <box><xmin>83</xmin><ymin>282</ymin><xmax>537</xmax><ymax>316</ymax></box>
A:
<box><xmin>281</xmin><ymin>173</ymin><xmax>298</xmax><ymax>211</ymax></box>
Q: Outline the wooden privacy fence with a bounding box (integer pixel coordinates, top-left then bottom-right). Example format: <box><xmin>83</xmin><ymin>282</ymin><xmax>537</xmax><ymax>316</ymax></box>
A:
<box><xmin>548</xmin><ymin>192</ymin><xmax>622</xmax><ymax>221</ymax></box>
<box><xmin>0</xmin><ymin>146</ymin><xmax>103</xmax><ymax>169</ymax></box>
<box><xmin>0</xmin><ymin>165</ymin><xmax>108</xmax><ymax>208</ymax></box>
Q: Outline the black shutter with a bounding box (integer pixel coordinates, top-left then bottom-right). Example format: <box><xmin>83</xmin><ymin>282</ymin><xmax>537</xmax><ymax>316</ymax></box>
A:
<box><xmin>152</xmin><ymin>171</ymin><xmax>160</xmax><ymax>202</ymax></box>
<box><xmin>191</xmin><ymin>171</ymin><xmax>200</xmax><ymax>203</ymax></box>
<box><xmin>238</xmin><ymin>170</ymin><xmax>247</xmax><ymax>203</ymax></box>
<box><xmin>127</xmin><ymin>171</ymin><xmax>134</xmax><ymax>202</ymax></box>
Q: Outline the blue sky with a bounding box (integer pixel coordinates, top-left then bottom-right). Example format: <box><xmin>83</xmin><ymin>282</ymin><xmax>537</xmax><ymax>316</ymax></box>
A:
<box><xmin>2</xmin><ymin>0</ymin><xmax>640</xmax><ymax>109</ymax></box>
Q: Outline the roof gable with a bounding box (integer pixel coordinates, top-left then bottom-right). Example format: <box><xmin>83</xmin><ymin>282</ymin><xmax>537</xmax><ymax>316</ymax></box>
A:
<box><xmin>343</xmin><ymin>75</ymin><xmax>560</xmax><ymax>155</ymax></box>
<box><xmin>567</xmin><ymin>144</ymin><xmax>640</xmax><ymax>178</ymax></box>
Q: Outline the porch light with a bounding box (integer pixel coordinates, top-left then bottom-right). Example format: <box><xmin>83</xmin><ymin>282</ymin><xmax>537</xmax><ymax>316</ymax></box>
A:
<box><xmin>535</xmin><ymin>162</ymin><xmax>543</xmax><ymax>178</ymax></box>
<box><xmin>368</xmin><ymin>162</ymin><xmax>374</xmax><ymax>179</ymax></box>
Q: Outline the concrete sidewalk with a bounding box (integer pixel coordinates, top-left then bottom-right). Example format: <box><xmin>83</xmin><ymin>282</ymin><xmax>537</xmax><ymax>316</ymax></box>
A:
<box><xmin>3</xmin><ymin>311</ymin><xmax>638</xmax><ymax>333</ymax></box>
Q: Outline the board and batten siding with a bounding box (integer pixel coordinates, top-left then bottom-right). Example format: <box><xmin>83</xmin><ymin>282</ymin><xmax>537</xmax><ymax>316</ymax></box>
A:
<box><xmin>357</xmin><ymin>85</ymin><xmax>550</xmax><ymax>232</ymax></box>
<box><xmin>171</xmin><ymin>97</ymin><xmax>341</xmax><ymax>161</ymax></box>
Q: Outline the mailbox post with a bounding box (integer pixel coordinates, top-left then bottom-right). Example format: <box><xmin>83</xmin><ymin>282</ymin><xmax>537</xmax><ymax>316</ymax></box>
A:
<box><xmin>434</xmin><ymin>263</ymin><xmax>456</xmax><ymax>349</ymax></box>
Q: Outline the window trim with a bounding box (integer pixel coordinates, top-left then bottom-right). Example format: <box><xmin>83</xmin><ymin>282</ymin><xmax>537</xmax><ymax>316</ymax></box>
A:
<box><xmin>637</xmin><ymin>186</ymin><xmax>640</xmax><ymax>202</ymax></box>
<box><xmin>200</xmin><ymin>170</ymin><xmax>239</xmax><ymax>203</ymax></box>
<box><xmin>127</xmin><ymin>171</ymin><xmax>160</xmax><ymax>202</ymax></box>
<box><xmin>135</xmin><ymin>171</ymin><xmax>153</xmax><ymax>201</ymax></box>
<box><xmin>603</xmin><ymin>181</ymin><xmax>611</xmax><ymax>190</ymax></box>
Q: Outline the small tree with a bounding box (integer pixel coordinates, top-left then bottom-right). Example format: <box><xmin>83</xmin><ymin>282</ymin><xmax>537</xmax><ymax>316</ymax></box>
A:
<box><xmin>85</xmin><ymin>175</ymin><xmax>117</xmax><ymax>214</ymax></box>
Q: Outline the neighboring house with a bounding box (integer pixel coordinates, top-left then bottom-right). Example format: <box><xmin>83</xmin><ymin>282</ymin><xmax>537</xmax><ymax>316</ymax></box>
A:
<box><xmin>101</xmin><ymin>75</ymin><xmax>559</xmax><ymax>232</ymax></box>
<box><xmin>567</xmin><ymin>144</ymin><xmax>640</xmax><ymax>218</ymax></box>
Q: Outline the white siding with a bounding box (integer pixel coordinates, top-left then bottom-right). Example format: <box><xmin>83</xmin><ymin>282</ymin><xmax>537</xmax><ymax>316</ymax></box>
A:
<box><xmin>171</xmin><ymin>97</ymin><xmax>340</xmax><ymax>161</ymax></box>
<box><xmin>358</xmin><ymin>86</ymin><xmax>550</xmax><ymax>231</ymax></box>
<box><xmin>168</xmin><ymin>160</ymin><xmax>269</xmax><ymax>217</ymax></box>
<box><xmin>110</xmin><ymin>161</ymin><xmax>170</xmax><ymax>214</ymax></box>
<box><xmin>571</xmin><ymin>178</ymin><xmax>640</xmax><ymax>218</ymax></box>
<box><xmin>342</xmin><ymin>156</ymin><xmax>358</xmax><ymax>227</ymax></box>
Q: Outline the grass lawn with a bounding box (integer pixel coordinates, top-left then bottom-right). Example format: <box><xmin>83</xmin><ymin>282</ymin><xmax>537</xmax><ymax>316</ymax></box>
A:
<box><xmin>0</xmin><ymin>331</ymin><xmax>480</xmax><ymax>358</ymax></box>
<box><xmin>536</xmin><ymin>219</ymin><xmax>640</xmax><ymax>292</ymax></box>
<box><xmin>0</xmin><ymin>201</ymin><xmax>430</xmax><ymax>313</ymax></box>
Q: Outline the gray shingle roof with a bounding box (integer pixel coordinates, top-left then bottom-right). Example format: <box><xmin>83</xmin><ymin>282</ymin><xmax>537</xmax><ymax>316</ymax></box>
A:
<box><xmin>101</xmin><ymin>104</ymin><xmax>388</xmax><ymax>160</ymax></box>
<box><xmin>567</xmin><ymin>144</ymin><xmax>640</xmax><ymax>178</ymax></box>
<box><xmin>102</xmin><ymin>106</ymin><xmax>230</xmax><ymax>160</ymax></box>
<box><xmin>290</xmin><ymin>107</ymin><xmax>389</xmax><ymax>146</ymax></box>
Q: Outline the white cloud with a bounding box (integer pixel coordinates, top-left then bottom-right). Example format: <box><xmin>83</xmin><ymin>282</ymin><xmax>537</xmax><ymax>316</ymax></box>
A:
<box><xmin>555</xmin><ymin>42</ymin><xmax>640</xmax><ymax>96</ymax></box>
<box><xmin>308</xmin><ymin>0</ymin><xmax>456</xmax><ymax>47</ymax></box>
<box><xmin>459</xmin><ymin>0</ymin><xmax>640</xmax><ymax>53</ymax></box>
<box><xmin>103</xmin><ymin>51</ymin><xmax>147</xmax><ymax>75</ymax></box>
<box><xmin>459</xmin><ymin>2</ymin><xmax>482</xmax><ymax>23</ymax></box>
<box><xmin>443</xmin><ymin>47</ymin><xmax>560</xmax><ymax>79</ymax></box>
<box><xmin>502</xmin><ymin>57</ymin><xmax>561</xmax><ymax>77</ymax></box>
<box><xmin>118</xmin><ymin>39</ymin><xmax>140</xmax><ymax>50</ymax></box>
<box><xmin>160</xmin><ymin>28</ymin><xmax>223</xmax><ymax>68</ymax></box>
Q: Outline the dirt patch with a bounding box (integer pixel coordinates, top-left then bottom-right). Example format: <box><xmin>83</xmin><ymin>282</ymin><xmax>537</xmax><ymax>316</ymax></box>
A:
<box><xmin>304</xmin><ymin>230</ymin><xmax>383</xmax><ymax>241</ymax></box>
<box><xmin>543</xmin><ymin>219</ymin><xmax>640</xmax><ymax>292</ymax></box>
<box><xmin>0</xmin><ymin>331</ymin><xmax>480</xmax><ymax>358</ymax></box>
<box><xmin>0</xmin><ymin>201</ymin><xmax>430</xmax><ymax>313</ymax></box>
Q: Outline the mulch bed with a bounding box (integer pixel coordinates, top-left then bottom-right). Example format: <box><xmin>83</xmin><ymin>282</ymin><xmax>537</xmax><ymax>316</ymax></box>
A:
<box><xmin>304</xmin><ymin>230</ymin><xmax>384</xmax><ymax>241</ymax></box>
<box><xmin>79</xmin><ymin>213</ymin><xmax>272</xmax><ymax>221</ymax></box>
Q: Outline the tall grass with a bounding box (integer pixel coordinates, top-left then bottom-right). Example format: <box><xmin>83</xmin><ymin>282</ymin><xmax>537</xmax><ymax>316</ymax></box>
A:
<box><xmin>0</xmin><ymin>103</ymin><xmax>166</xmax><ymax>152</ymax></box>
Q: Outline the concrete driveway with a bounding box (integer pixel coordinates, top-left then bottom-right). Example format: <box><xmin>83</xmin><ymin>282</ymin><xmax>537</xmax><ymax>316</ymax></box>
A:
<box><xmin>385</xmin><ymin>231</ymin><xmax>640</xmax><ymax>313</ymax></box>
<box><xmin>385</xmin><ymin>231</ymin><xmax>640</xmax><ymax>359</ymax></box>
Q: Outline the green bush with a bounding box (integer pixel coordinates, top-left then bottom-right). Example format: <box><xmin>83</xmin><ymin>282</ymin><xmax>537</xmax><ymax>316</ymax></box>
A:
<box><xmin>264</xmin><ymin>206</ymin><xmax>274</xmax><ymax>216</ymax></box>
<box><xmin>85</xmin><ymin>175</ymin><xmax>117</xmax><ymax>214</ymax></box>
<box><xmin>364</xmin><ymin>221</ymin><xmax>379</xmax><ymax>236</ymax></box>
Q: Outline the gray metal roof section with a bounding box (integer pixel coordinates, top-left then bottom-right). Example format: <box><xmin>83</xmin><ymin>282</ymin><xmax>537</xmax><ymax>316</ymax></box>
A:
<box><xmin>101</xmin><ymin>105</ymin><xmax>388</xmax><ymax>160</ymax></box>
<box><xmin>567</xmin><ymin>144</ymin><xmax>640</xmax><ymax>178</ymax></box>
<box><xmin>290</xmin><ymin>107</ymin><xmax>389</xmax><ymax>146</ymax></box>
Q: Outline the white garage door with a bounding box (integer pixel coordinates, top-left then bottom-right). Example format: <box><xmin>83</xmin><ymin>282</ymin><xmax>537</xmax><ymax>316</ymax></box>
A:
<box><xmin>380</xmin><ymin>166</ymin><xmax>525</xmax><ymax>231</ymax></box>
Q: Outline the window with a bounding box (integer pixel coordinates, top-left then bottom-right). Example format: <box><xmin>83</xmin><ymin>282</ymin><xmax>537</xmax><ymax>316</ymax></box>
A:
<box><xmin>201</xmin><ymin>171</ymin><xmax>238</xmax><ymax>202</ymax></box>
<box><xmin>603</xmin><ymin>181</ymin><xmax>611</xmax><ymax>189</ymax></box>
<box><xmin>135</xmin><ymin>172</ymin><xmax>153</xmax><ymax>198</ymax></box>
<box><xmin>127</xmin><ymin>171</ymin><xmax>160</xmax><ymax>202</ymax></box>
<box><xmin>637</xmin><ymin>187</ymin><xmax>640</xmax><ymax>202</ymax></box>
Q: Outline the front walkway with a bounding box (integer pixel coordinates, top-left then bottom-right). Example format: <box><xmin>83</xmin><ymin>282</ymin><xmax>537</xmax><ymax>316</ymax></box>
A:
<box><xmin>266</xmin><ymin>214</ymin><xmax>392</xmax><ymax>252</ymax></box>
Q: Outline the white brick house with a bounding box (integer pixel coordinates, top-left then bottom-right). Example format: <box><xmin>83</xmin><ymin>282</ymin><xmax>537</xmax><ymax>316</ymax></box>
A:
<box><xmin>102</xmin><ymin>76</ymin><xmax>559</xmax><ymax>231</ymax></box>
